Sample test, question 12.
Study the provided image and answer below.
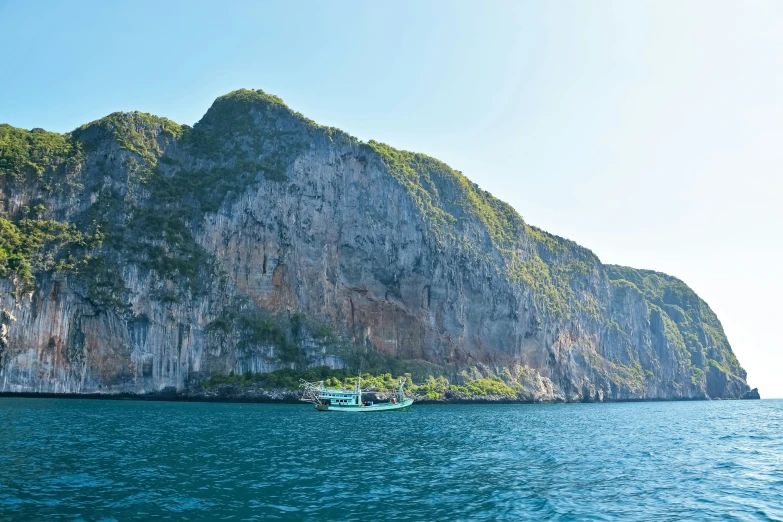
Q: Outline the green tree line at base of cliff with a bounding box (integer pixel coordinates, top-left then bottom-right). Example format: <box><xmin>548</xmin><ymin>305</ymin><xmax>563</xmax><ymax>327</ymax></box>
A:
<box><xmin>199</xmin><ymin>366</ymin><xmax>523</xmax><ymax>399</ymax></box>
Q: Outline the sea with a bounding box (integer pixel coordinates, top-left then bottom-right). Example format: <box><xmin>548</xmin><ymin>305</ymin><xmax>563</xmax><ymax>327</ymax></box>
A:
<box><xmin>1</xmin><ymin>398</ymin><xmax>781</xmax><ymax>521</ymax></box>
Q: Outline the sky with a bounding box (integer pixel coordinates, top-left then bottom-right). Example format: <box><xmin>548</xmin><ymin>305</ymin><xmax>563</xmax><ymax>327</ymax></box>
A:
<box><xmin>1</xmin><ymin>0</ymin><xmax>781</xmax><ymax>397</ymax></box>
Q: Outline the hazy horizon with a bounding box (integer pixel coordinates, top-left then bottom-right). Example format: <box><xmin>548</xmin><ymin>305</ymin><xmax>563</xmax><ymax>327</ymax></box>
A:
<box><xmin>2</xmin><ymin>0</ymin><xmax>780</xmax><ymax>397</ymax></box>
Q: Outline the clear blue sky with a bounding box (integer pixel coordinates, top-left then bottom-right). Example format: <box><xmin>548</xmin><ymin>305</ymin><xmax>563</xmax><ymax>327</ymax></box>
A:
<box><xmin>2</xmin><ymin>0</ymin><xmax>781</xmax><ymax>397</ymax></box>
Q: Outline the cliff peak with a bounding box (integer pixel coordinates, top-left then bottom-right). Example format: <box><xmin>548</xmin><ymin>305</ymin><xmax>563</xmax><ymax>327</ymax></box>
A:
<box><xmin>195</xmin><ymin>88</ymin><xmax>302</xmax><ymax>135</ymax></box>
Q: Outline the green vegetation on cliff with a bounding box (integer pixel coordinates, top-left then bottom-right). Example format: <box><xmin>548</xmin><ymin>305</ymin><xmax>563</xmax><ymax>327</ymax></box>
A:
<box><xmin>2</xmin><ymin>92</ymin><xmax>599</xmax><ymax>318</ymax></box>
<box><xmin>366</xmin><ymin>140</ymin><xmax>599</xmax><ymax>317</ymax></box>
<box><xmin>0</xmin><ymin>207</ymin><xmax>103</xmax><ymax>294</ymax></box>
<box><xmin>606</xmin><ymin>265</ymin><xmax>744</xmax><ymax>381</ymax></box>
<box><xmin>73</xmin><ymin>111</ymin><xmax>182</xmax><ymax>163</ymax></box>
<box><xmin>0</xmin><ymin>124</ymin><xmax>84</xmax><ymax>185</ymax></box>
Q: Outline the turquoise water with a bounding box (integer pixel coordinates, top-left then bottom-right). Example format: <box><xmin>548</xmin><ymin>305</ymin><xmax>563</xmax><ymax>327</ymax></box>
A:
<box><xmin>1</xmin><ymin>399</ymin><xmax>782</xmax><ymax>521</ymax></box>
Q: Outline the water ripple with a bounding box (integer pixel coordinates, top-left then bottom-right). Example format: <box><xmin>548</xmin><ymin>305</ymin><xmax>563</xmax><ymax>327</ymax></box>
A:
<box><xmin>1</xmin><ymin>399</ymin><xmax>782</xmax><ymax>520</ymax></box>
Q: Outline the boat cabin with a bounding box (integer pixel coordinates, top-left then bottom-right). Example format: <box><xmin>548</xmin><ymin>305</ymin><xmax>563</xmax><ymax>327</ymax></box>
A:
<box><xmin>319</xmin><ymin>387</ymin><xmax>361</xmax><ymax>407</ymax></box>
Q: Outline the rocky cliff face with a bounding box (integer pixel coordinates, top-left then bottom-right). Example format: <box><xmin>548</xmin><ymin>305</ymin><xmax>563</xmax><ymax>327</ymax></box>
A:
<box><xmin>0</xmin><ymin>89</ymin><xmax>752</xmax><ymax>400</ymax></box>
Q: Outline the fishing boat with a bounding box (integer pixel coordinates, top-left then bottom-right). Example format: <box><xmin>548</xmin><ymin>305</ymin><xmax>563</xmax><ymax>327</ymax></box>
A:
<box><xmin>300</xmin><ymin>375</ymin><xmax>414</xmax><ymax>412</ymax></box>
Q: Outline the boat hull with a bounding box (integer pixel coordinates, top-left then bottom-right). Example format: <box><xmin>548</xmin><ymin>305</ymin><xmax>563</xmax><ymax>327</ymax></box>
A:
<box><xmin>315</xmin><ymin>398</ymin><xmax>414</xmax><ymax>412</ymax></box>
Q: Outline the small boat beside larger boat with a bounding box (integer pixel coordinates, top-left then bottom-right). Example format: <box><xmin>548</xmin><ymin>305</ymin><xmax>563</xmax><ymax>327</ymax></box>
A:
<box><xmin>300</xmin><ymin>375</ymin><xmax>414</xmax><ymax>412</ymax></box>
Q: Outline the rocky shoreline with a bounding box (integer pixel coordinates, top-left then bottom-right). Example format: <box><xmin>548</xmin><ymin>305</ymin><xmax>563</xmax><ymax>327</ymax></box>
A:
<box><xmin>0</xmin><ymin>387</ymin><xmax>760</xmax><ymax>404</ymax></box>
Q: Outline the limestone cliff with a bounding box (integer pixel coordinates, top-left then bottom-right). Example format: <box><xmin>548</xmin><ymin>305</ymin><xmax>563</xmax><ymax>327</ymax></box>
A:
<box><xmin>0</xmin><ymin>89</ymin><xmax>753</xmax><ymax>400</ymax></box>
